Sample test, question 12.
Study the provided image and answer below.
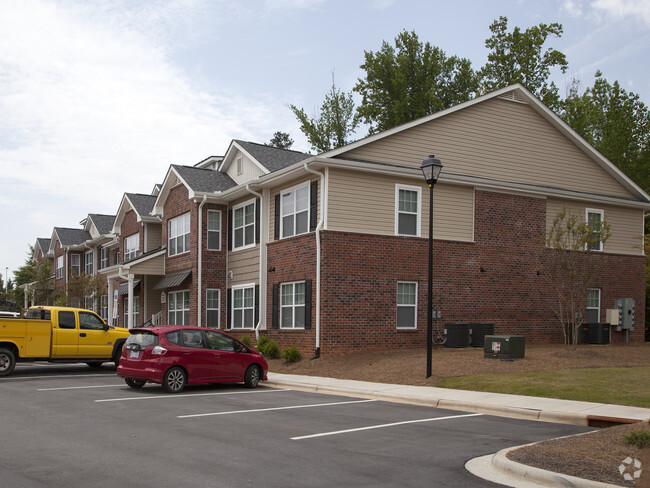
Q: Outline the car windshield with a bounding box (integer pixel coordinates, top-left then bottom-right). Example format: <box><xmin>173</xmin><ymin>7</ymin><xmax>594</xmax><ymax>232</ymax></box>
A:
<box><xmin>125</xmin><ymin>331</ymin><xmax>158</xmax><ymax>350</ymax></box>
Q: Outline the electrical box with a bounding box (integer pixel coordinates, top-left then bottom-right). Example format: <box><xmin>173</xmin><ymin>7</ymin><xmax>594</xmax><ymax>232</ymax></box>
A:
<box><xmin>605</xmin><ymin>309</ymin><xmax>619</xmax><ymax>326</ymax></box>
<box><xmin>614</xmin><ymin>298</ymin><xmax>635</xmax><ymax>331</ymax></box>
<box><xmin>484</xmin><ymin>335</ymin><xmax>525</xmax><ymax>359</ymax></box>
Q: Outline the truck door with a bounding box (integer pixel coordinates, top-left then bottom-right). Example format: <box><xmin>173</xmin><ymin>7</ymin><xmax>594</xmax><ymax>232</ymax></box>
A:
<box><xmin>52</xmin><ymin>311</ymin><xmax>78</xmax><ymax>357</ymax></box>
<box><xmin>77</xmin><ymin>311</ymin><xmax>113</xmax><ymax>358</ymax></box>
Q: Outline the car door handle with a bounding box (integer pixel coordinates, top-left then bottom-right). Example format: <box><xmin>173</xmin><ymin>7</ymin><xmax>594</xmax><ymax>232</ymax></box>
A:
<box><xmin>80</xmin><ymin>333</ymin><xmax>87</xmax><ymax>337</ymax></box>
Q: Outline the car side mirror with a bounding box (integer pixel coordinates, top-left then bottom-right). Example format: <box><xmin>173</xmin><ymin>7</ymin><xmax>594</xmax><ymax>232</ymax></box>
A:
<box><xmin>103</xmin><ymin>323</ymin><xmax>110</xmax><ymax>331</ymax></box>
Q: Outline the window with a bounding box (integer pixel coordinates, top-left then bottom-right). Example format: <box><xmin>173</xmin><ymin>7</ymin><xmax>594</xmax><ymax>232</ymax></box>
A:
<box><xmin>236</xmin><ymin>156</ymin><xmax>243</xmax><ymax>175</ymax></box>
<box><xmin>85</xmin><ymin>250</ymin><xmax>94</xmax><ymax>275</ymax></box>
<box><xmin>100</xmin><ymin>248</ymin><xmax>109</xmax><ymax>269</ymax></box>
<box><xmin>207</xmin><ymin>210</ymin><xmax>221</xmax><ymax>251</ymax></box>
<box><xmin>56</xmin><ymin>256</ymin><xmax>63</xmax><ymax>279</ymax></box>
<box><xmin>396</xmin><ymin>186</ymin><xmax>420</xmax><ymax>236</ymax></box>
<box><xmin>182</xmin><ymin>329</ymin><xmax>205</xmax><ymax>348</ymax></box>
<box><xmin>124</xmin><ymin>233</ymin><xmax>140</xmax><ymax>261</ymax></box>
<box><xmin>586</xmin><ymin>289</ymin><xmax>601</xmax><ymax>323</ymax></box>
<box><xmin>397</xmin><ymin>282</ymin><xmax>418</xmax><ymax>329</ymax></box>
<box><xmin>233</xmin><ymin>201</ymin><xmax>255</xmax><ymax>250</ymax></box>
<box><xmin>281</xmin><ymin>281</ymin><xmax>306</xmax><ymax>329</ymax></box>
<box><xmin>205</xmin><ymin>329</ymin><xmax>238</xmax><ymax>351</ymax></box>
<box><xmin>79</xmin><ymin>311</ymin><xmax>105</xmax><ymax>330</ymax></box>
<box><xmin>232</xmin><ymin>285</ymin><xmax>255</xmax><ymax>329</ymax></box>
<box><xmin>206</xmin><ymin>289</ymin><xmax>220</xmax><ymax>328</ymax></box>
<box><xmin>100</xmin><ymin>295</ymin><xmax>108</xmax><ymax>321</ymax></box>
<box><xmin>58</xmin><ymin>311</ymin><xmax>76</xmax><ymax>329</ymax></box>
<box><xmin>71</xmin><ymin>254</ymin><xmax>81</xmax><ymax>276</ymax></box>
<box><xmin>168</xmin><ymin>290</ymin><xmax>189</xmax><ymax>325</ymax></box>
<box><xmin>84</xmin><ymin>295</ymin><xmax>94</xmax><ymax>311</ymax></box>
<box><xmin>169</xmin><ymin>213</ymin><xmax>191</xmax><ymax>256</ymax></box>
<box><xmin>586</xmin><ymin>209</ymin><xmax>604</xmax><ymax>251</ymax></box>
<box><xmin>124</xmin><ymin>296</ymin><xmax>140</xmax><ymax>327</ymax></box>
<box><xmin>281</xmin><ymin>185</ymin><xmax>309</xmax><ymax>238</ymax></box>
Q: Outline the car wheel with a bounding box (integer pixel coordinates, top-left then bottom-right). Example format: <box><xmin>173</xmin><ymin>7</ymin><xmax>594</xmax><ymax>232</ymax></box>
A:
<box><xmin>163</xmin><ymin>367</ymin><xmax>187</xmax><ymax>393</ymax></box>
<box><xmin>0</xmin><ymin>347</ymin><xmax>16</xmax><ymax>377</ymax></box>
<box><xmin>244</xmin><ymin>365</ymin><xmax>261</xmax><ymax>389</ymax></box>
<box><xmin>86</xmin><ymin>361</ymin><xmax>104</xmax><ymax>368</ymax></box>
<box><xmin>113</xmin><ymin>342</ymin><xmax>124</xmax><ymax>367</ymax></box>
<box><xmin>125</xmin><ymin>378</ymin><xmax>146</xmax><ymax>389</ymax></box>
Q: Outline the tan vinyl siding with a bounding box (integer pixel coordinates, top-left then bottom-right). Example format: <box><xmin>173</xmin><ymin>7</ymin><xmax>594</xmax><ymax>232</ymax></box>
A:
<box><xmin>225</xmin><ymin>150</ymin><xmax>265</xmax><ymax>185</ymax></box>
<box><xmin>128</xmin><ymin>254</ymin><xmax>165</xmax><ymax>275</ymax></box>
<box><xmin>546</xmin><ymin>198</ymin><xmax>644</xmax><ymax>255</ymax></box>
<box><xmin>145</xmin><ymin>224</ymin><xmax>162</xmax><ymax>252</ymax></box>
<box><xmin>327</xmin><ymin>168</ymin><xmax>474</xmax><ymax>241</ymax></box>
<box><xmin>228</xmin><ymin>247</ymin><xmax>259</xmax><ymax>285</ymax></box>
<box><xmin>339</xmin><ymin>97</ymin><xmax>635</xmax><ymax>200</ymax></box>
<box><xmin>144</xmin><ymin>275</ymin><xmax>162</xmax><ymax>320</ymax></box>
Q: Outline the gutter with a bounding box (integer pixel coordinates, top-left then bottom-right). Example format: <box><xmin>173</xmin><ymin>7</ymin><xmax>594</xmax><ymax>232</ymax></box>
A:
<box><xmin>197</xmin><ymin>195</ymin><xmax>207</xmax><ymax>327</ymax></box>
<box><xmin>245</xmin><ymin>184</ymin><xmax>265</xmax><ymax>341</ymax></box>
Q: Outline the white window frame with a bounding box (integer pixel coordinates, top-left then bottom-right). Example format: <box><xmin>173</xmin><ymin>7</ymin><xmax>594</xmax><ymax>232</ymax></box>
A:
<box><xmin>207</xmin><ymin>210</ymin><xmax>222</xmax><ymax>251</ymax></box>
<box><xmin>280</xmin><ymin>183</ymin><xmax>310</xmax><ymax>239</ymax></box>
<box><xmin>232</xmin><ymin>200</ymin><xmax>256</xmax><ymax>251</ymax></box>
<box><xmin>206</xmin><ymin>288</ymin><xmax>220</xmax><ymax>328</ymax></box>
<box><xmin>586</xmin><ymin>288</ymin><xmax>601</xmax><ymax>323</ymax></box>
<box><xmin>100</xmin><ymin>295</ymin><xmax>108</xmax><ymax>321</ymax></box>
<box><xmin>168</xmin><ymin>212</ymin><xmax>191</xmax><ymax>257</ymax></box>
<box><xmin>124</xmin><ymin>233</ymin><xmax>140</xmax><ymax>261</ymax></box>
<box><xmin>280</xmin><ymin>281</ymin><xmax>306</xmax><ymax>329</ymax></box>
<box><xmin>70</xmin><ymin>254</ymin><xmax>81</xmax><ymax>276</ymax></box>
<box><xmin>236</xmin><ymin>156</ymin><xmax>243</xmax><ymax>175</ymax></box>
<box><xmin>124</xmin><ymin>295</ymin><xmax>140</xmax><ymax>327</ymax></box>
<box><xmin>85</xmin><ymin>250</ymin><xmax>94</xmax><ymax>275</ymax></box>
<box><xmin>168</xmin><ymin>290</ymin><xmax>190</xmax><ymax>325</ymax></box>
<box><xmin>395</xmin><ymin>185</ymin><xmax>421</xmax><ymax>237</ymax></box>
<box><xmin>56</xmin><ymin>256</ymin><xmax>63</xmax><ymax>279</ymax></box>
<box><xmin>231</xmin><ymin>284</ymin><xmax>255</xmax><ymax>329</ymax></box>
<box><xmin>100</xmin><ymin>247</ymin><xmax>109</xmax><ymax>269</ymax></box>
<box><xmin>585</xmin><ymin>208</ymin><xmax>604</xmax><ymax>252</ymax></box>
<box><xmin>396</xmin><ymin>281</ymin><xmax>418</xmax><ymax>329</ymax></box>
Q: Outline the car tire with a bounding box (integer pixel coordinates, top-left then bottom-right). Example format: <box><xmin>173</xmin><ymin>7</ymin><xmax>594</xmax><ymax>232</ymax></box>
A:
<box><xmin>86</xmin><ymin>361</ymin><xmax>104</xmax><ymax>368</ymax></box>
<box><xmin>244</xmin><ymin>365</ymin><xmax>261</xmax><ymax>389</ymax></box>
<box><xmin>113</xmin><ymin>342</ymin><xmax>124</xmax><ymax>367</ymax></box>
<box><xmin>163</xmin><ymin>367</ymin><xmax>187</xmax><ymax>393</ymax></box>
<box><xmin>0</xmin><ymin>347</ymin><xmax>16</xmax><ymax>377</ymax></box>
<box><xmin>125</xmin><ymin>378</ymin><xmax>147</xmax><ymax>389</ymax></box>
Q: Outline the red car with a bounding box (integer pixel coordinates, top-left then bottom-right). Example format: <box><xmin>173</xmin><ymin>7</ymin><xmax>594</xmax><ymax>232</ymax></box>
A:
<box><xmin>117</xmin><ymin>326</ymin><xmax>268</xmax><ymax>393</ymax></box>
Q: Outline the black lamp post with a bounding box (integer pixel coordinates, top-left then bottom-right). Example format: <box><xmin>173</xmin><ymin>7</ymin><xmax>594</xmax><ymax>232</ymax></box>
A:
<box><xmin>421</xmin><ymin>155</ymin><xmax>443</xmax><ymax>379</ymax></box>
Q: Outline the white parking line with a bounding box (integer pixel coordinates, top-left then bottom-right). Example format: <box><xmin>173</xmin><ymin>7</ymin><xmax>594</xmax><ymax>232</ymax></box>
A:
<box><xmin>178</xmin><ymin>399</ymin><xmax>377</xmax><ymax>418</ymax></box>
<box><xmin>291</xmin><ymin>413</ymin><xmax>484</xmax><ymax>440</ymax></box>
<box><xmin>2</xmin><ymin>374</ymin><xmax>113</xmax><ymax>381</ymax></box>
<box><xmin>96</xmin><ymin>388</ymin><xmax>291</xmax><ymax>403</ymax></box>
<box><xmin>38</xmin><ymin>384</ymin><xmax>124</xmax><ymax>391</ymax></box>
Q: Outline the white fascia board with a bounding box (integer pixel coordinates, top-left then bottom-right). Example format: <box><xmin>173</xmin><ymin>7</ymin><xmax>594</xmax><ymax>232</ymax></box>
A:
<box><xmin>112</xmin><ymin>194</ymin><xmax>133</xmax><ymax>234</ymax></box>
<box><xmin>220</xmin><ymin>141</ymin><xmax>269</xmax><ymax>175</ymax></box>
<box><xmin>151</xmin><ymin>165</ymin><xmax>180</xmax><ymax>216</ymax></box>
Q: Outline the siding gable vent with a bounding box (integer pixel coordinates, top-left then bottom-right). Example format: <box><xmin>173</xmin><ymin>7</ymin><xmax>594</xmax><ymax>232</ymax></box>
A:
<box><xmin>498</xmin><ymin>90</ymin><xmax>527</xmax><ymax>104</ymax></box>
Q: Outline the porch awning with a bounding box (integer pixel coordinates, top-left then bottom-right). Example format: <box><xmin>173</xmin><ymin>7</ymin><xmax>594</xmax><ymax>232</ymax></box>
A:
<box><xmin>153</xmin><ymin>270</ymin><xmax>192</xmax><ymax>290</ymax></box>
<box><xmin>118</xmin><ymin>280</ymin><xmax>141</xmax><ymax>296</ymax></box>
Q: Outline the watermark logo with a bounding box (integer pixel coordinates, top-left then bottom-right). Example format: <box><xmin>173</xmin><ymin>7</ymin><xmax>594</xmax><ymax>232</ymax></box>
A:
<box><xmin>619</xmin><ymin>457</ymin><xmax>642</xmax><ymax>482</ymax></box>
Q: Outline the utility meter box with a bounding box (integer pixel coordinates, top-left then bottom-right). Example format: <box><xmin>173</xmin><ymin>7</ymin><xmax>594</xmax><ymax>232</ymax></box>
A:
<box><xmin>605</xmin><ymin>309</ymin><xmax>620</xmax><ymax>326</ymax></box>
<box><xmin>614</xmin><ymin>298</ymin><xmax>635</xmax><ymax>331</ymax></box>
<box><xmin>484</xmin><ymin>335</ymin><xmax>525</xmax><ymax>359</ymax></box>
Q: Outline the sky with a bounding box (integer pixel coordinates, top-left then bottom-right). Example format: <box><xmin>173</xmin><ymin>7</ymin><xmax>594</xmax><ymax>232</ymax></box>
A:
<box><xmin>1</xmin><ymin>0</ymin><xmax>649</xmax><ymax>285</ymax></box>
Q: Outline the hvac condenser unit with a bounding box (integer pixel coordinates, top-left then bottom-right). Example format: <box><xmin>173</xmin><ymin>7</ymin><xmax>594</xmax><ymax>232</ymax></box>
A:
<box><xmin>484</xmin><ymin>335</ymin><xmax>525</xmax><ymax>359</ymax></box>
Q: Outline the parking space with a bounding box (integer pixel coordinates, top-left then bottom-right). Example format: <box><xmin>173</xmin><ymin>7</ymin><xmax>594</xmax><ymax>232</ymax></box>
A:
<box><xmin>2</xmin><ymin>365</ymin><xmax>594</xmax><ymax>487</ymax></box>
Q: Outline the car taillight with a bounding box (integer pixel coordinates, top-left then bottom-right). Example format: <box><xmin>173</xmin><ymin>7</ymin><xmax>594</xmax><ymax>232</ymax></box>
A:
<box><xmin>152</xmin><ymin>346</ymin><xmax>167</xmax><ymax>356</ymax></box>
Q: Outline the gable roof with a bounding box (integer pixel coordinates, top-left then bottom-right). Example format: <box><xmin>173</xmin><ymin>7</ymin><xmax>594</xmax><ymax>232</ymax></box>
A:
<box><xmin>220</xmin><ymin>140</ymin><xmax>311</xmax><ymax>175</ymax></box>
<box><xmin>51</xmin><ymin>227</ymin><xmax>91</xmax><ymax>251</ymax></box>
<box><xmin>34</xmin><ymin>238</ymin><xmax>52</xmax><ymax>258</ymax></box>
<box><xmin>172</xmin><ymin>165</ymin><xmax>237</xmax><ymax>193</ymax></box>
<box><xmin>112</xmin><ymin>193</ymin><xmax>160</xmax><ymax>234</ymax></box>
<box><xmin>87</xmin><ymin>214</ymin><xmax>115</xmax><ymax>235</ymax></box>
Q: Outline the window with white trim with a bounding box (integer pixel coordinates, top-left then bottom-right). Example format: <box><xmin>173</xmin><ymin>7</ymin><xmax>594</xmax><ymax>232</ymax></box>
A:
<box><xmin>233</xmin><ymin>200</ymin><xmax>255</xmax><ymax>250</ymax></box>
<box><xmin>124</xmin><ymin>296</ymin><xmax>140</xmax><ymax>327</ymax></box>
<box><xmin>84</xmin><ymin>295</ymin><xmax>94</xmax><ymax>311</ymax></box>
<box><xmin>168</xmin><ymin>290</ymin><xmax>189</xmax><ymax>325</ymax></box>
<box><xmin>100</xmin><ymin>295</ymin><xmax>108</xmax><ymax>321</ymax></box>
<box><xmin>56</xmin><ymin>256</ymin><xmax>63</xmax><ymax>279</ymax></box>
<box><xmin>281</xmin><ymin>184</ymin><xmax>309</xmax><ymax>238</ymax></box>
<box><xmin>232</xmin><ymin>285</ymin><xmax>255</xmax><ymax>328</ymax></box>
<box><xmin>236</xmin><ymin>156</ymin><xmax>243</xmax><ymax>175</ymax></box>
<box><xmin>100</xmin><ymin>248</ymin><xmax>109</xmax><ymax>269</ymax></box>
<box><xmin>85</xmin><ymin>250</ymin><xmax>93</xmax><ymax>275</ymax></box>
<box><xmin>396</xmin><ymin>185</ymin><xmax>420</xmax><ymax>236</ymax></box>
<box><xmin>71</xmin><ymin>254</ymin><xmax>81</xmax><ymax>276</ymax></box>
<box><xmin>586</xmin><ymin>209</ymin><xmax>604</xmax><ymax>251</ymax></box>
<box><xmin>206</xmin><ymin>289</ymin><xmax>220</xmax><ymax>328</ymax></box>
<box><xmin>207</xmin><ymin>210</ymin><xmax>221</xmax><ymax>251</ymax></box>
<box><xmin>169</xmin><ymin>213</ymin><xmax>191</xmax><ymax>256</ymax></box>
<box><xmin>586</xmin><ymin>289</ymin><xmax>601</xmax><ymax>323</ymax></box>
<box><xmin>397</xmin><ymin>281</ymin><xmax>417</xmax><ymax>329</ymax></box>
<box><xmin>281</xmin><ymin>281</ymin><xmax>306</xmax><ymax>329</ymax></box>
<box><xmin>124</xmin><ymin>233</ymin><xmax>140</xmax><ymax>261</ymax></box>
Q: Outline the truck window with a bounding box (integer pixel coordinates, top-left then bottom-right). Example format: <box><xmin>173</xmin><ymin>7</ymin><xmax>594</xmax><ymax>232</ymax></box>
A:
<box><xmin>79</xmin><ymin>311</ymin><xmax>106</xmax><ymax>330</ymax></box>
<box><xmin>25</xmin><ymin>309</ymin><xmax>51</xmax><ymax>320</ymax></box>
<box><xmin>58</xmin><ymin>311</ymin><xmax>76</xmax><ymax>329</ymax></box>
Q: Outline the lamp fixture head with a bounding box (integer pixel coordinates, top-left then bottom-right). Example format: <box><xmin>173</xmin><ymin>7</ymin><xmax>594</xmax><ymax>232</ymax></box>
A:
<box><xmin>421</xmin><ymin>155</ymin><xmax>443</xmax><ymax>186</ymax></box>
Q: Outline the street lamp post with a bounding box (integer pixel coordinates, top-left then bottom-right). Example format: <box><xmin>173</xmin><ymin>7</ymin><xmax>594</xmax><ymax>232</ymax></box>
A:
<box><xmin>421</xmin><ymin>155</ymin><xmax>443</xmax><ymax>379</ymax></box>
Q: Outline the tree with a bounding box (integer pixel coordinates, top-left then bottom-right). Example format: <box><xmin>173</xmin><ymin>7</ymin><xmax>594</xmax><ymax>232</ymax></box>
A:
<box><xmin>354</xmin><ymin>30</ymin><xmax>479</xmax><ymax>134</ymax></box>
<box><xmin>266</xmin><ymin>131</ymin><xmax>294</xmax><ymax>150</ymax></box>
<box><xmin>479</xmin><ymin>16</ymin><xmax>568</xmax><ymax>110</ymax></box>
<box><xmin>61</xmin><ymin>273</ymin><xmax>105</xmax><ymax>309</ymax></box>
<box><xmin>289</xmin><ymin>73</ymin><xmax>359</xmax><ymax>152</ymax></box>
<box><xmin>544</xmin><ymin>207</ymin><xmax>611</xmax><ymax>347</ymax></box>
<box><xmin>33</xmin><ymin>261</ymin><xmax>55</xmax><ymax>306</ymax></box>
<box><xmin>12</xmin><ymin>245</ymin><xmax>37</xmax><ymax>307</ymax></box>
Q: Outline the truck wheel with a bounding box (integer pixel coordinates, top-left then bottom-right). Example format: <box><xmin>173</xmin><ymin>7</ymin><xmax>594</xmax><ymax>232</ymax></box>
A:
<box><xmin>113</xmin><ymin>341</ymin><xmax>125</xmax><ymax>367</ymax></box>
<box><xmin>0</xmin><ymin>348</ymin><xmax>16</xmax><ymax>377</ymax></box>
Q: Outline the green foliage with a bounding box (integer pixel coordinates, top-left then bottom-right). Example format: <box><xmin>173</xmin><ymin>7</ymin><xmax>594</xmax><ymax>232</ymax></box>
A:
<box><xmin>256</xmin><ymin>334</ymin><xmax>280</xmax><ymax>359</ymax></box>
<box><xmin>281</xmin><ymin>345</ymin><xmax>302</xmax><ymax>363</ymax></box>
<box><xmin>289</xmin><ymin>73</ymin><xmax>359</xmax><ymax>152</ymax></box>
<box><xmin>480</xmin><ymin>16</ymin><xmax>568</xmax><ymax>110</ymax></box>
<box><xmin>623</xmin><ymin>430</ymin><xmax>650</xmax><ymax>448</ymax></box>
<box><xmin>11</xmin><ymin>245</ymin><xmax>38</xmax><ymax>306</ymax></box>
<box><xmin>354</xmin><ymin>30</ymin><xmax>478</xmax><ymax>134</ymax></box>
<box><xmin>266</xmin><ymin>131</ymin><xmax>294</xmax><ymax>149</ymax></box>
<box><xmin>240</xmin><ymin>335</ymin><xmax>252</xmax><ymax>347</ymax></box>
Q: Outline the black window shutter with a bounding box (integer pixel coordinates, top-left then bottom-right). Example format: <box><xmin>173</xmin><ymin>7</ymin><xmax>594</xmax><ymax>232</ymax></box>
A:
<box><xmin>274</xmin><ymin>194</ymin><xmax>280</xmax><ymax>240</ymax></box>
<box><xmin>254</xmin><ymin>284</ymin><xmax>260</xmax><ymax>324</ymax></box>
<box><xmin>226</xmin><ymin>288</ymin><xmax>232</xmax><ymax>329</ymax></box>
<box><xmin>227</xmin><ymin>209</ymin><xmax>233</xmax><ymax>251</ymax></box>
<box><xmin>310</xmin><ymin>180</ymin><xmax>318</xmax><ymax>232</ymax></box>
<box><xmin>304</xmin><ymin>279</ymin><xmax>312</xmax><ymax>330</ymax></box>
<box><xmin>255</xmin><ymin>198</ymin><xmax>260</xmax><ymax>244</ymax></box>
<box><xmin>271</xmin><ymin>284</ymin><xmax>279</xmax><ymax>329</ymax></box>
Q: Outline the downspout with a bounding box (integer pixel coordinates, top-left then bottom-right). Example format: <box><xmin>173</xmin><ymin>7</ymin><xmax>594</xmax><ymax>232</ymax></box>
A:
<box><xmin>246</xmin><ymin>184</ymin><xmax>264</xmax><ymax>341</ymax></box>
<box><xmin>303</xmin><ymin>163</ymin><xmax>325</xmax><ymax>359</ymax></box>
<box><xmin>197</xmin><ymin>195</ymin><xmax>207</xmax><ymax>327</ymax></box>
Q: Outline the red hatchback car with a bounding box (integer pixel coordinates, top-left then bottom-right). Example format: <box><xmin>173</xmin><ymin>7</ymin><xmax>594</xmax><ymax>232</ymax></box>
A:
<box><xmin>117</xmin><ymin>326</ymin><xmax>268</xmax><ymax>393</ymax></box>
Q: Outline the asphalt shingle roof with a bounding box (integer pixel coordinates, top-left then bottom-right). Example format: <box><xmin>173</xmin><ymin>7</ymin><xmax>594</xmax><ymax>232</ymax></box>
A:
<box><xmin>126</xmin><ymin>193</ymin><xmax>157</xmax><ymax>217</ymax></box>
<box><xmin>54</xmin><ymin>228</ymin><xmax>91</xmax><ymax>247</ymax></box>
<box><xmin>36</xmin><ymin>238</ymin><xmax>51</xmax><ymax>253</ymax></box>
<box><xmin>172</xmin><ymin>165</ymin><xmax>237</xmax><ymax>193</ymax></box>
<box><xmin>235</xmin><ymin>140</ymin><xmax>311</xmax><ymax>172</ymax></box>
<box><xmin>88</xmin><ymin>214</ymin><xmax>115</xmax><ymax>235</ymax></box>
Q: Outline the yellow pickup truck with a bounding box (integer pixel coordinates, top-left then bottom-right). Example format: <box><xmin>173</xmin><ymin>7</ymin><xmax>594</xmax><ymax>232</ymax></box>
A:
<box><xmin>0</xmin><ymin>306</ymin><xmax>130</xmax><ymax>377</ymax></box>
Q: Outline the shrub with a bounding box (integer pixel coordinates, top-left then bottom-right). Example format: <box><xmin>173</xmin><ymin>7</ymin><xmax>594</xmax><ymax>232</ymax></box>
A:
<box><xmin>282</xmin><ymin>345</ymin><xmax>302</xmax><ymax>363</ymax></box>
<box><xmin>623</xmin><ymin>430</ymin><xmax>650</xmax><ymax>448</ymax></box>
<box><xmin>240</xmin><ymin>336</ymin><xmax>251</xmax><ymax>347</ymax></box>
<box><xmin>256</xmin><ymin>334</ymin><xmax>280</xmax><ymax>359</ymax></box>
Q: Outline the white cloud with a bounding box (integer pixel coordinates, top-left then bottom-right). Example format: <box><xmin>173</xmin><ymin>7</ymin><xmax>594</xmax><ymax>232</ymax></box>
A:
<box><xmin>591</xmin><ymin>0</ymin><xmax>650</xmax><ymax>26</ymax></box>
<box><xmin>561</xmin><ymin>0</ymin><xmax>584</xmax><ymax>17</ymax></box>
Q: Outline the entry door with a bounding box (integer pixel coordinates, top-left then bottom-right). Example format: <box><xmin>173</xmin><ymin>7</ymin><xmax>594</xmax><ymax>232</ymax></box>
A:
<box><xmin>52</xmin><ymin>311</ymin><xmax>78</xmax><ymax>357</ymax></box>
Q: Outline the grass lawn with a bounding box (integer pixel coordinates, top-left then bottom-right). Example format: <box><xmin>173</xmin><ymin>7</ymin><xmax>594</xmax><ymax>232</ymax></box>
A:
<box><xmin>436</xmin><ymin>366</ymin><xmax>650</xmax><ymax>408</ymax></box>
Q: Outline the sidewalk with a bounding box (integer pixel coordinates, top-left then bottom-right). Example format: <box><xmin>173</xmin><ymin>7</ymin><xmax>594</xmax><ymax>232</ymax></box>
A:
<box><xmin>266</xmin><ymin>372</ymin><xmax>650</xmax><ymax>487</ymax></box>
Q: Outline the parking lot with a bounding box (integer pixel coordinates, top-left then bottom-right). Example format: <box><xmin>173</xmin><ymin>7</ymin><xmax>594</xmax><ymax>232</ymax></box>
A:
<box><xmin>2</xmin><ymin>363</ymin><xmax>593</xmax><ymax>487</ymax></box>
